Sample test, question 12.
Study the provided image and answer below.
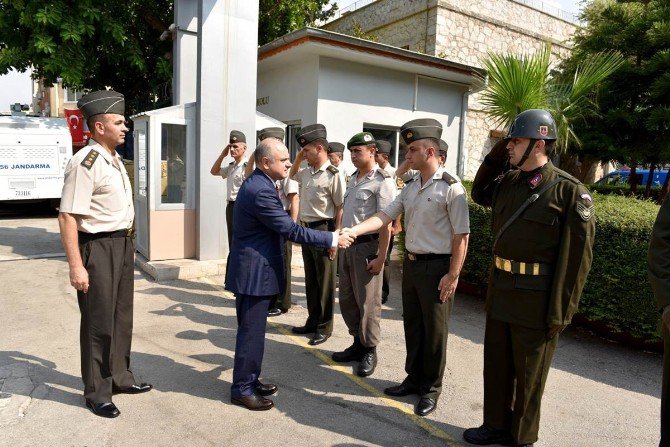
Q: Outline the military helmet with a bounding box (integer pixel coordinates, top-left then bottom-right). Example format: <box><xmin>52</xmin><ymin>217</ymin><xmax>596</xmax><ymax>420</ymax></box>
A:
<box><xmin>506</xmin><ymin>109</ymin><xmax>557</xmax><ymax>141</ymax></box>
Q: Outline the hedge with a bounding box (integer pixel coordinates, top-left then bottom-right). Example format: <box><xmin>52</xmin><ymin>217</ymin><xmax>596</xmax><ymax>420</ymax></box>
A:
<box><xmin>456</xmin><ymin>181</ymin><xmax>663</xmax><ymax>345</ymax></box>
<box><xmin>589</xmin><ymin>183</ymin><xmax>664</xmax><ymax>201</ymax></box>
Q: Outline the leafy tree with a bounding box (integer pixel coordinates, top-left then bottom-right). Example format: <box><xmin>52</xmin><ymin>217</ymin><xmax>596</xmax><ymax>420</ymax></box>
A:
<box><xmin>258</xmin><ymin>0</ymin><xmax>337</xmax><ymax>45</ymax></box>
<box><xmin>0</xmin><ymin>0</ymin><xmax>337</xmax><ymax>114</ymax></box>
<box><xmin>478</xmin><ymin>44</ymin><xmax>623</xmax><ymax>182</ymax></box>
<box><xmin>564</xmin><ymin>0</ymin><xmax>670</xmax><ymax>199</ymax></box>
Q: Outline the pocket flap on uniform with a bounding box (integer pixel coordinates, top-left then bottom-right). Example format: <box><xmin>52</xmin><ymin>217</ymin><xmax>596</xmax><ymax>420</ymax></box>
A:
<box><xmin>356</xmin><ymin>190</ymin><xmax>373</xmax><ymax>201</ymax></box>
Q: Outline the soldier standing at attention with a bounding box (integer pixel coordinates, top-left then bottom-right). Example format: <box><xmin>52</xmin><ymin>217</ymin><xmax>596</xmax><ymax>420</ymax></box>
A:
<box><xmin>327</xmin><ymin>141</ymin><xmax>352</xmax><ymax>184</ymax></box>
<box><xmin>210</xmin><ymin>130</ymin><xmax>247</xmax><ymax>249</ymax></box>
<box><xmin>374</xmin><ymin>140</ymin><xmax>402</xmax><ymax>304</ymax></box>
<box><xmin>649</xmin><ymin>195</ymin><xmax>670</xmax><ymax>447</ymax></box>
<box><xmin>58</xmin><ymin>90</ymin><xmax>152</xmax><ymax>419</ymax></box>
<box><xmin>289</xmin><ymin>124</ymin><xmax>346</xmax><ymax>345</ymax></box>
<box><xmin>332</xmin><ymin>132</ymin><xmax>396</xmax><ymax>377</ymax></box>
<box><xmin>464</xmin><ymin>109</ymin><xmax>595</xmax><ymax>447</ymax></box>
<box><xmin>345</xmin><ymin>119</ymin><xmax>470</xmax><ymax>417</ymax></box>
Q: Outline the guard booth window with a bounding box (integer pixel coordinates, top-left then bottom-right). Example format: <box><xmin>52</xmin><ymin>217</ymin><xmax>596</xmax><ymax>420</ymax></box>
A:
<box><xmin>363</xmin><ymin>125</ymin><xmax>404</xmax><ymax>167</ymax></box>
<box><xmin>161</xmin><ymin>123</ymin><xmax>187</xmax><ymax>204</ymax></box>
<box><xmin>286</xmin><ymin>123</ymin><xmax>301</xmax><ymax>161</ymax></box>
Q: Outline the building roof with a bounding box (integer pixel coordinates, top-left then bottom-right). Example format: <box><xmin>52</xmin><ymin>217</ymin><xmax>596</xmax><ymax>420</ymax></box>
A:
<box><xmin>258</xmin><ymin>27</ymin><xmax>486</xmax><ymax>89</ymax></box>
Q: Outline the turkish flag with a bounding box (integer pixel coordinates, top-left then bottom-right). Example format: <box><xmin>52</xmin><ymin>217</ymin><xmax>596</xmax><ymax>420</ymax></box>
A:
<box><xmin>64</xmin><ymin>108</ymin><xmax>90</xmax><ymax>148</ymax></box>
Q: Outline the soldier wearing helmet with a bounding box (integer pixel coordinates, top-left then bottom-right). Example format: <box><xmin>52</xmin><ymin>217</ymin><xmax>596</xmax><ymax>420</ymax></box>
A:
<box><xmin>464</xmin><ymin>109</ymin><xmax>596</xmax><ymax>447</ymax></box>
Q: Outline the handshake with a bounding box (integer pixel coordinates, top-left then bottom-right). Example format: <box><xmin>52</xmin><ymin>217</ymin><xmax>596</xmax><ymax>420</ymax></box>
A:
<box><xmin>337</xmin><ymin>228</ymin><xmax>357</xmax><ymax>249</ymax></box>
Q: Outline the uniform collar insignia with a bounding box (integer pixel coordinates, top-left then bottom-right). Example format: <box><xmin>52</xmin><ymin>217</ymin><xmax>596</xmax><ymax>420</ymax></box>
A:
<box><xmin>529</xmin><ymin>172</ymin><xmax>543</xmax><ymax>189</ymax></box>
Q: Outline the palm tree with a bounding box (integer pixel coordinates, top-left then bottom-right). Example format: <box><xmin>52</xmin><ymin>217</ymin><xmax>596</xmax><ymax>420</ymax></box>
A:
<box><xmin>478</xmin><ymin>44</ymin><xmax>623</xmax><ymax>180</ymax></box>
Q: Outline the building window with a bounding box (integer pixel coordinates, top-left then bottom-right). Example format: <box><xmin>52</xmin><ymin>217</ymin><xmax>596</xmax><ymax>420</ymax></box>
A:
<box><xmin>363</xmin><ymin>124</ymin><xmax>404</xmax><ymax>167</ymax></box>
<box><xmin>286</xmin><ymin>122</ymin><xmax>302</xmax><ymax>161</ymax></box>
<box><xmin>64</xmin><ymin>88</ymin><xmax>85</xmax><ymax>103</ymax></box>
<box><xmin>161</xmin><ymin>123</ymin><xmax>187</xmax><ymax>204</ymax></box>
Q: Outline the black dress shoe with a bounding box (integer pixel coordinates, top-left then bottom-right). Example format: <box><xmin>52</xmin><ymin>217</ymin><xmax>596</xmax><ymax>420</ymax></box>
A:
<box><xmin>113</xmin><ymin>383</ymin><xmax>153</xmax><ymax>394</ymax></box>
<box><xmin>231</xmin><ymin>394</ymin><xmax>274</xmax><ymax>411</ymax></box>
<box><xmin>463</xmin><ymin>424</ymin><xmax>514</xmax><ymax>445</ymax></box>
<box><xmin>415</xmin><ymin>397</ymin><xmax>437</xmax><ymax>416</ymax></box>
<box><xmin>256</xmin><ymin>382</ymin><xmax>278</xmax><ymax>396</ymax></box>
<box><xmin>331</xmin><ymin>338</ymin><xmax>363</xmax><ymax>362</ymax></box>
<box><xmin>356</xmin><ymin>348</ymin><xmax>377</xmax><ymax>377</ymax></box>
<box><xmin>291</xmin><ymin>325</ymin><xmax>316</xmax><ymax>335</ymax></box>
<box><xmin>267</xmin><ymin>308</ymin><xmax>282</xmax><ymax>317</ymax></box>
<box><xmin>308</xmin><ymin>332</ymin><xmax>329</xmax><ymax>345</ymax></box>
<box><xmin>383</xmin><ymin>382</ymin><xmax>419</xmax><ymax>397</ymax></box>
<box><xmin>85</xmin><ymin>400</ymin><xmax>120</xmax><ymax>418</ymax></box>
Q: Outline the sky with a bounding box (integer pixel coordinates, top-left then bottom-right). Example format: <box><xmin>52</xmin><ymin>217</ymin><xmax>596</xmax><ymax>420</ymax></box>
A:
<box><xmin>0</xmin><ymin>69</ymin><xmax>33</xmax><ymax>114</ymax></box>
<box><xmin>334</xmin><ymin>0</ymin><xmax>582</xmax><ymax>14</ymax></box>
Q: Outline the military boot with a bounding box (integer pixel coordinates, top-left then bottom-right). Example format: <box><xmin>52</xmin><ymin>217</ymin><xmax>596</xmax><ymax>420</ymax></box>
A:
<box><xmin>357</xmin><ymin>346</ymin><xmax>377</xmax><ymax>377</ymax></box>
<box><xmin>462</xmin><ymin>425</ymin><xmax>513</xmax><ymax>445</ymax></box>
<box><xmin>332</xmin><ymin>337</ymin><xmax>363</xmax><ymax>362</ymax></box>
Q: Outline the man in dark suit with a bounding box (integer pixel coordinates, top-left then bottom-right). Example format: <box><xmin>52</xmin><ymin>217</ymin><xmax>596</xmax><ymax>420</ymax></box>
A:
<box><xmin>224</xmin><ymin>138</ymin><xmax>355</xmax><ymax>411</ymax></box>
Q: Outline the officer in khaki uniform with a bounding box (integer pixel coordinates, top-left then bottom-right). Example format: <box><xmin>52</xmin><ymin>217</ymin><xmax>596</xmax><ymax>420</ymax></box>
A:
<box><xmin>649</xmin><ymin>196</ymin><xmax>670</xmax><ymax>447</ymax></box>
<box><xmin>465</xmin><ymin>109</ymin><xmax>595</xmax><ymax>447</ymax></box>
<box><xmin>58</xmin><ymin>90</ymin><xmax>152</xmax><ymax>419</ymax></box>
<box><xmin>210</xmin><ymin>130</ymin><xmax>247</xmax><ymax>248</ymax></box>
<box><xmin>347</xmin><ymin>119</ymin><xmax>470</xmax><ymax>417</ymax></box>
<box><xmin>332</xmin><ymin>132</ymin><xmax>397</xmax><ymax>377</ymax></box>
<box><xmin>289</xmin><ymin>124</ymin><xmax>346</xmax><ymax>345</ymax></box>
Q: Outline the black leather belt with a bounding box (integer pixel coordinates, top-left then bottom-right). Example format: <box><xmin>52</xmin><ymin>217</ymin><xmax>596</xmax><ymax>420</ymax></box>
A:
<box><xmin>351</xmin><ymin>234</ymin><xmax>379</xmax><ymax>245</ymax></box>
<box><xmin>302</xmin><ymin>219</ymin><xmax>334</xmax><ymax>229</ymax></box>
<box><xmin>406</xmin><ymin>252</ymin><xmax>451</xmax><ymax>261</ymax></box>
<box><xmin>78</xmin><ymin>229</ymin><xmax>132</xmax><ymax>243</ymax></box>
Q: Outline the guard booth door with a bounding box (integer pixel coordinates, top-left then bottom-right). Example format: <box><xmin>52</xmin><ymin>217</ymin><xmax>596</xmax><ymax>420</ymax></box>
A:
<box><xmin>132</xmin><ymin>104</ymin><xmax>196</xmax><ymax>261</ymax></box>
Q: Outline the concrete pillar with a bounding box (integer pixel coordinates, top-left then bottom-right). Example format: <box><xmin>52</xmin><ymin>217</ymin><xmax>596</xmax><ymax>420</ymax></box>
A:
<box><xmin>196</xmin><ymin>0</ymin><xmax>259</xmax><ymax>260</ymax></box>
<box><xmin>173</xmin><ymin>0</ymin><xmax>199</xmax><ymax>105</ymax></box>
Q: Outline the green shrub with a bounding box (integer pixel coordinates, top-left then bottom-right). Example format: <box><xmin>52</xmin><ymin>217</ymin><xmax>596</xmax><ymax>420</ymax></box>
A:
<box><xmin>589</xmin><ymin>183</ymin><xmax>664</xmax><ymax>201</ymax></box>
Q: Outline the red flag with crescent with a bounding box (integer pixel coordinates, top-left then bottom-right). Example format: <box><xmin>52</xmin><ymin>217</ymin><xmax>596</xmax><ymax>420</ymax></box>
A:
<box><xmin>64</xmin><ymin>108</ymin><xmax>90</xmax><ymax>148</ymax></box>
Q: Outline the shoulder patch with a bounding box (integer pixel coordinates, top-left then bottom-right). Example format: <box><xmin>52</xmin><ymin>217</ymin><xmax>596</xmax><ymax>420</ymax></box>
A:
<box><xmin>327</xmin><ymin>165</ymin><xmax>339</xmax><ymax>175</ymax></box>
<box><xmin>441</xmin><ymin>172</ymin><xmax>458</xmax><ymax>185</ymax></box>
<box><xmin>575</xmin><ymin>201</ymin><xmax>594</xmax><ymax>221</ymax></box>
<box><xmin>80</xmin><ymin>150</ymin><xmax>99</xmax><ymax>170</ymax></box>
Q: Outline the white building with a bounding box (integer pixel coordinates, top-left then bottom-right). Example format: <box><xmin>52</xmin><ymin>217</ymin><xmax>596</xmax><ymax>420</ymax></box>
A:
<box><xmin>256</xmin><ymin>27</ymin><xmax>485</xmax><ymax>178</ymax></box>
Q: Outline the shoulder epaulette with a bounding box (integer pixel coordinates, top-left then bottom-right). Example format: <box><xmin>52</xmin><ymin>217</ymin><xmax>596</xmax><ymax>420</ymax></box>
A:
<box><xmin>555</xmin><ymin>169</ymin><xmax>581</xmax><ymax>185</ymax></box>
<box><xmin>441</xmin><ymin>171</ymin><xmax>459</xmax><ymax>185</ymax></box>
<box><xmin>327</xmin><ymin>165</ymin><xmax>339</xmax><ymax>175</ymax></box>
<box><xmin>81</xmin><ymin>149</ymin><xmax>100</xmax><ymax>170</ymax></box>
<box><xmin>351</xmin><ymin>170</ymin><xmax>359</xmax><ymax>178</ymax></box>
<box><xmin>378</xmin><ymin>169</ymin><xmax>391</xmax><ymax>178</ymax></box>
<box><xmin>405</xmin><ymin>177</ymin><xmax>416</xmax><ymax>184</ymax></box>
<box><xmin>229</xmin><ymin>161</ymin><xmax>235</xmax><ymax>165</ymax></box>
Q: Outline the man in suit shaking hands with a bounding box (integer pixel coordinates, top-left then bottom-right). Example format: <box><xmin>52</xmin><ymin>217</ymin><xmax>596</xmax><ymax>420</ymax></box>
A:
<box><xmin>225</xmin><ymin>138</ymin><xmax>356</xmax><ymax>411</ymax></box>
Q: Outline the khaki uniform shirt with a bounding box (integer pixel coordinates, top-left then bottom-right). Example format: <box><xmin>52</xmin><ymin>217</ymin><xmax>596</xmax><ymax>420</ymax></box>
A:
<box><xmin>342</xmin><ymin>165</ymin><xmax>397</xmax><ymax>231</ymax></box>
<box><xmin>383</xmin><ymin>167</ymin><xmax>470</xmax><ymax>254</ymax></box>
<box><xmin>379</xmin><ymin>163</ymin><xmax>397</xmax><ymax>180</ymax></box>
<box><xmin>292</xmin><ymin>160</ymin><xmax>345</xmax><ymax>223</ymax></box>
<box><xmin>277</xmin><ymin>177</ymin><xmax>299</xmax><ymax>211</ymax></box>
<box><xmin>219</xmin><ymin>158</ymin><xmax>247</xmax><ymax>201</ymax></box>
<box><xmin>60</xmin><ymin>141</ymin><xmax>134</xmax><ymax>233</ymax></box>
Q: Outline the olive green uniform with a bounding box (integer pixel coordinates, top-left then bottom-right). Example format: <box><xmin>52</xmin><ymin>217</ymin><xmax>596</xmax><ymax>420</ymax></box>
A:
<box><xmin>382</xmin><ymin>167</ymin><xmax>470</xmax><ymax>399</ymax></box>
<box><xmin>339</xmin><ymin>166</ymin><xmax>397</xmax><ymax>347</ymax></box>
<box><xmin>471</xmin><ymin>159</ymin><xmax>595</xmax><ymax>445</ymax></box>
<box><xmin>292</xmin><ymin>160</ymin><xmax>346</xmax><ymax>335</ymax></box>
<box><xmin>648</xmin><ymin>196</ymin><xmax>670</xmax><ymax>447</ymax></box>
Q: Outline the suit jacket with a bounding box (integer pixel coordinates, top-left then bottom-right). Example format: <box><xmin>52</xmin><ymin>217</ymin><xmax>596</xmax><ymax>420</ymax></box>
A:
<box><xmin>225</xmin><ymin>169</ymin><xmax>333</xmax><ymax>296</ymax></box>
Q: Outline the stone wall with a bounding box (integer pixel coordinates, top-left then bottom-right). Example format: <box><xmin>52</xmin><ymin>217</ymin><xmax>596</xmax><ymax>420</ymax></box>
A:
<box><xmin>324</xmin><ymin>0</ymin><xmax>578</xmax><ymax>178</ymax></box>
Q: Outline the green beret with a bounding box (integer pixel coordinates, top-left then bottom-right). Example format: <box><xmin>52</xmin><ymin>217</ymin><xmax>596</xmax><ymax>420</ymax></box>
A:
<box><xmin>259</xmin><ymin>127</ymin><xmax>284</xmax><ymax>141</ymax></box>
<box><xmin>400</xmin><ymin>118</ymin><xmax>443</xmax><ymax>144</ymax></box>
<box><xmin>77</xmin><ymin>90</ymin><xmax>124</xmax><ymax>120</ymax></box>
<box><xmin>439</xmin><ymin>139</ymin><xmax>449</xmax><ymax>157</ymax></box>
<box><xmin>230</xmin><ymin>130</ymin><xmax>246</xmax><ymax>144</ymax></box>
<box><xmin>347</xmin><ymin>132</ymin><xmax>376</xmax><ymax>149</ymax></box>
<box><xmin>376</xmin><ymin>140</ymin><xmax>392</xmax><ymax>154</ymax></box>
<box><xmin>296</xmin><ymin>124</ymin><xmax>327</xmax><ymax>147</ymax></box>
<box><xmin>328</xmin><ymin>142</ymin><xmax>345</xmax><ymax>154</ymax></box>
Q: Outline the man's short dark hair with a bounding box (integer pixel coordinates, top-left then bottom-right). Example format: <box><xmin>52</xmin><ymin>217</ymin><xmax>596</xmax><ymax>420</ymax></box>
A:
<box><xmin>86</xmin><ymin>115</ymin><xmax>105</xmax><ymax>135</ymax></box>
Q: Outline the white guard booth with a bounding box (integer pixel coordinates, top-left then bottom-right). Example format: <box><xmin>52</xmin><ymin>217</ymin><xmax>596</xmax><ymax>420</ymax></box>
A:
<box><xmin>132</xmin><ymin>103</ymin><xmax>197</xmax><ymax>261</ymax></box>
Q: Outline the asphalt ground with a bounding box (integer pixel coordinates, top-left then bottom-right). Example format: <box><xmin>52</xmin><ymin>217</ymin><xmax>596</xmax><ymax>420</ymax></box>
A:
<box><xmin>0</xmin><ymin>215</ymin><xmax>664</xmax><ymax>446</ymax></box>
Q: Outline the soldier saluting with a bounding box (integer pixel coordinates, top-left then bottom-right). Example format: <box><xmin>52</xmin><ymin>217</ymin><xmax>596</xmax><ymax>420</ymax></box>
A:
<box><xmin>464</xmin><ymin>109</ymin><xmax>595</xmax><ymax>447</ymax></box>
<box><xmin>58</xmin><ymin>90</ymin><xmax>152</xmax><ymax>419</ymax></box>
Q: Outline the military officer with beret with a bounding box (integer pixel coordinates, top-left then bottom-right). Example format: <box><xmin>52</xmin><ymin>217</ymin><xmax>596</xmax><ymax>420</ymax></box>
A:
<box><xmin>289</xmin><ymin>124</ymin><xmax>346</xmax><ymax>345</ymax></box>
<box><xmin>346</xmin><ymin>118</ymin><xmax>470</xmax><ymax>417</ymax></box>
<box><xmin>332</xmin><ymin>132</ymin><xmax>397</xmax><ymax>377</ymax></box>
<box><xmin>374</xmin><ymin>139</ymin><xmax>402</xmax><ymax>304</ymax></box>
<box><xmin>58</xmin><ymin>90</ymin><xmax>152</xmax><ymax>419</ymax></box>
<box><xmin>210</xmin><ymin>130</ymin><xmax>248</xmax><ymax>248</ymax></box>
<box><xmin>648</xmin><ymin>196</ymin><xmax>670</xmax><ymax>447</ymax></box>
<box><xmin>464</xmin><ymin>109</ymin><xmax>595</xmax><ymax>447</ymax></box>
